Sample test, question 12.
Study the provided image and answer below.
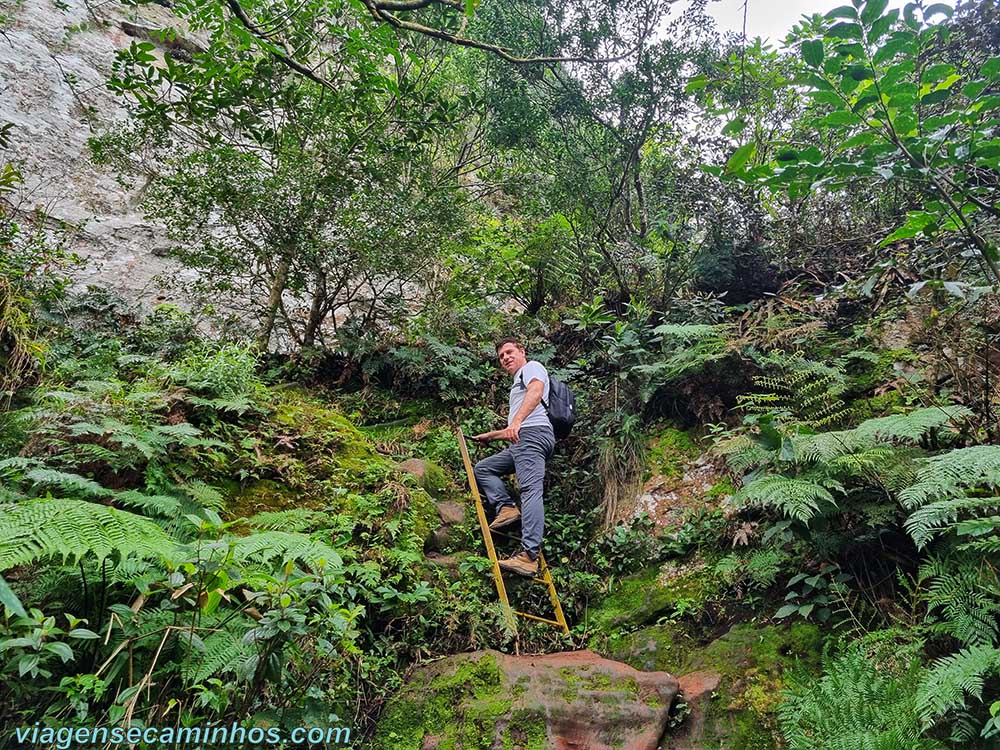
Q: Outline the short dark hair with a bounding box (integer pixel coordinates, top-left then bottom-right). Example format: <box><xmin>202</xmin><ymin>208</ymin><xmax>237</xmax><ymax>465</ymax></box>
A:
<box><xmin>495</xmin><ymin>337</ymin><xmax>524</xmax><ymax>353</ymax></box>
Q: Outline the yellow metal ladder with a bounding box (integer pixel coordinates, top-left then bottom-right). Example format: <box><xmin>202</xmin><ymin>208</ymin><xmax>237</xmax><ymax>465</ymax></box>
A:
<box><xmin>457</xmin><ymin>428</ymin><xmax>570</xmax><ymax>636</ymax></box>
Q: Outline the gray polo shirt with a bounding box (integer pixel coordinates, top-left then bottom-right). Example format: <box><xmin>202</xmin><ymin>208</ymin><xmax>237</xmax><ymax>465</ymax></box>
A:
<box><xmin>509</xmin><ymin>360</ymin><xmax>551</xmax><ymax>429</ymax></box>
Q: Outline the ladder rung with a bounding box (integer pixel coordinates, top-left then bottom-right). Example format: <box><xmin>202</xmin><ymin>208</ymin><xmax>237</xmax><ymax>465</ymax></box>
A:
<box><xmin>512</xmin><ymin>610</ymin><xmax>563</xmax><ymax>627</ymax></box>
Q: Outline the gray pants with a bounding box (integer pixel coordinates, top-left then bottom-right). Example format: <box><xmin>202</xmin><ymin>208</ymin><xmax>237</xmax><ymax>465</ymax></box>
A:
<box><xmin>473</xmin><ymin>426</ymin><xmax>555</xmax><ymax>559</ymax></box>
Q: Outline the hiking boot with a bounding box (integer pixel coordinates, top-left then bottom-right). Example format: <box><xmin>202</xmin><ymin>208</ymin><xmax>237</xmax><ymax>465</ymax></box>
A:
<box><xmin>489</xmin><ymin>505</ymin><xmax>521</xmax><ymax>531</ymax></box>
<box><xmin>498</xmin><ymin>550</ymin><xmax>537</xmax><ymax>577</ymax></box>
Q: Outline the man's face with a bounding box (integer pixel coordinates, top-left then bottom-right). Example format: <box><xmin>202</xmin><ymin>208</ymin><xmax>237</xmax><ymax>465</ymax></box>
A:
<box><xmin>497</xmin><ymin>343</ymin><xmax>527</xmax><ymax>375</ymax></box>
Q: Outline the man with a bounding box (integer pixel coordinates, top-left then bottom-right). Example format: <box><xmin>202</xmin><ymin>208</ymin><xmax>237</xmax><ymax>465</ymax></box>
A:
<box><xmin>472</xmin><ymin>337</ymin><xmax>556</xmax><ymax>577</ymax></box>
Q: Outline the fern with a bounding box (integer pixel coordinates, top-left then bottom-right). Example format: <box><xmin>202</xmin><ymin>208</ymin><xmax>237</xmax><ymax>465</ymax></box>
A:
<box><xmin>734</xmin><ymin>474</ymin><xmax>839</xmax><ymax>522</ymax></box>
<box><xmin>24</xmin><ymin>468</ymin><xmax>108</xmax><ymax>498</ymax></box>
<box><xmin>920</xmin><ymin>556</ymin><xmax>1000</xmax><ymax>647</ymax></box>
<box><xmin>793</xmin><ymin>407</ymin><xmax>969</xmax><ymax>465</ymax></box>
<box><xmin>954</xmin><ymin>517</ymin><xmax>1000</xmax><ymax>553</ymax></box>
<box><xmin>180</xmin><ymin>625</ymin><xmax>253</xmax><ymax>684</ymax></box>
<box><xmin>232</xmin><ymin>531</ymin><xmax>344</xmax><ymax>572</ymax></box>
<box><xmin>0</xmin><ymin>456</ymin><xmax>44</xmax><ymax>474</ymax></box>
<box><xmin>114</xmin><ymin>490</ymin><xmax>183</xmax><ymax>517</ymax></box>
<box><xmin>915</xmin><ymin>645</ymin><xmax>1000</xmax><ymax>729</ymax></box>
<box><xmin>779</xmin><ymin>644</ymin><xmax>945</xmax><ymax>750</ymax></box>
<box><xmin>245</xmin><ymin>509</ymin><xmax>325</xmax><ymax>532</ymax></box>
<box><xmin>905</xmin><ymin>497</ymin><xmax>1000</xmax><ymax>549</ymax></box>
<box><xmin>851</xmin><ymin>406</ymin><xmax>971</xmax><ymax>444</ymax></box>
<box><xmin>0</xmin><ymin>497</ymin><xmax>177</xmax><ymax>569</ymax></box>
<box><xmin>741</xmin><ymin>351</ymin><xmax>850</xmax><ymax>428</ymax></box>
<box><xmin>181</xmin><ymin>481</ymin><xmax>225</xmax><ymax>511</ymax></box>
<box><xmin>900</xmin><ymin>446</ymin><xmax>1000</xmax><ymax>509</ymax></box>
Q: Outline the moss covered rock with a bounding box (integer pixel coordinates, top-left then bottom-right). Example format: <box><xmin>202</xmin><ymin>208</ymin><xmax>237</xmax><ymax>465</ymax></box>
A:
<box><xmin>397</xmin><ymin>457</ymin><xmax>450</xmax><ymax>499</ymax></box>
<box><xmin>587</xmin><ymin>561</ymin><xmax>722</xmax><ymax>634</ymax></box>
<box><xmin>373</xmin><ymin>650</ymin><xmax>680</xmax><ymax>750</ymax></box>
<box><xmin>601</xmin><ymin>622</ymin><xmax>824</xmax><ymax>750</ymax></box>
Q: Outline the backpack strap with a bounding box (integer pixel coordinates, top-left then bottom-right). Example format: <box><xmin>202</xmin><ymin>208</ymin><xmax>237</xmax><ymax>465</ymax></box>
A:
<box><xmin>518</xmin><ymin>371</ymin><xmax>549</xmax><ymax>411</ymax></box>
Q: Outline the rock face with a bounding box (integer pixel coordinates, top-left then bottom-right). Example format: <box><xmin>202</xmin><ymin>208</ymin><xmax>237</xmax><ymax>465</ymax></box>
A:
<box><xmin>374</xmin><ymin>649</ymin><xmax>681</xmax><ymax>750</ymax></box>
<box><xmin>0</xmin><ymin>0</ymin><xmax>186</xmax><ymax>299</ymax></box>
<box><xmin>599</xmin><ymin>622</ymin><xmax>825</xmax><ymax>750</ymax></box>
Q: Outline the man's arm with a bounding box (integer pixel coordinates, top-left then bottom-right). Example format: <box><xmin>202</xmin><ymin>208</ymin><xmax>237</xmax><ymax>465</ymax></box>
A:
<box><xmin>472</xmin><ymin>379</ymin><xmax>544</xmax><ymax>444</ymax></box>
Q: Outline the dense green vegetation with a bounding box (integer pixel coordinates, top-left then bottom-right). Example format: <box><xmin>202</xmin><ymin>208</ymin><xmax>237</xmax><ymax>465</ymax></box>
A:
<box><xmin>2</xmin><ymin>0</ymin><xmax>1000</xmax><ymax>747</ymax></box>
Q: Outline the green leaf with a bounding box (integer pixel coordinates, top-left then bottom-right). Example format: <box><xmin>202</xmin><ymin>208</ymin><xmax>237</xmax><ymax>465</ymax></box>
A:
<box><xmin>44</xmin><ymin>642</ymin><xmax>74</xmax><ymax>662</ymax></box>
<box><xmin>923</xmin><ymin>3</ymin><xmax>952</xmax><ymax>19</ymax></box>
<box><xmin>685</xmin><ymin>75</ymin><xmax>710</xmax><ymax>93</ymax></box>
<box><xmin>808</xmin><ymin>90</ymin><xmax>845</xmax><ymax>107</ymax></box>
<box><xmin>847</xmin><ymin>65</ymin><xmax>874</xmax><ymax>81</ymax></box>
<box><xmin>68</xmin><ymin>628</ymin><xmax>100</xmax><ymax>640</ymax></box>
<box><xmin>982</xmin><ymin>57</ymin><xmax>1000</xmax><ymax>80</ymax></box>
<box><xmin>776</xmin><ymin>604</ymin><xmax>800</xmax><ymax>618</ymax></box>
<box><xmin>880</xmin><ymin>211</ymin><xmax>937</xmax><ymax>246</ymax></box>
<box><xmin>818</xmin><ymin>111</ymin><xmax>856</xmax><ymax>127</ymax></box>
<box><xmin>924</xmin><ymin>63</ymin><xmax>957</xmax><ymax>82</ymax></box>
<box><xmin>868</xmin><ymin>11</ymin><xmax>897</xmax><ymax>41</ymax></box>
<box><xmin>860</xmin><ymin>0</ymin><xmax>888</xmax><ymax>26</ymax></box>
<box><xmin>18</xmin><ymin>654</ymin><xmax>40</xmax><ymax>676</ymax></box>
<box><xmin>802</xmin><ymin>40</ymin><xmax>824</xmax><ymax>67</ymax></box>
<box><xmin>726</xmin><ymin>143</ymin><xmax>757</xmax><ymax>174</ymax></box>
<box><xmin>825</xmin><ymin>5</ymin><xmax>858</xmax><ymax>20</ymax></box>
<box><xmin>874</xmin><ymin>33</ymin><xmax>916</xmax><ymax>64</ymax></box>
<box><xmin>0</xmin><ymin>575</ymin><xmax>26</xmax><ymax>618</ymax></box>
<box><xmin>964</xmin><ymin>80</ymin><xmax>988</xmax><ymax>99</ymax></box>
<box><xmin>722</xmin><ymin>117</ymin><xmax>748</xmax><ymax>136</ymax></box>
<box><xmin>827</xmin><ymin>22</ymin><xmax>863</xmax><ymax>40</ymax></box>
<box><xmin>921</xmin><ymin>89</ymin><xmax>950</xmax><ymax>105</ymax></box>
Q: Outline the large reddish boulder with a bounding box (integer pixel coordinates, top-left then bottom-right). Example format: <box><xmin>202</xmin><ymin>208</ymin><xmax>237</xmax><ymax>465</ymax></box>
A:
<box><xmin>373</xmin><ymin>649</ymin><xmax>680</xmax><ymax>750</ymax></box>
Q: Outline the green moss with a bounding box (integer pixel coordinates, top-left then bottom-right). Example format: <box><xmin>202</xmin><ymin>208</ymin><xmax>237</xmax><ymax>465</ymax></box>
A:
<box><xmin>705</xmin><ymin>478</ymin><xmax>736</xmax><ymax>499</ymax></box>
<box><xmin>506</xmin><ymin>708</ymin><xmax>548</xmax><ymax>750</ymax></box>
<box><xmin>374</xmin><ymin>654</ymin><xmax>550</xmax><ymax>750</ymax></box>
<box><xmin>587</xmin><ymin>562</ymin><xmax>721</xmax><ymax>633</ymax></box>
<box><xmin>597</xmin><ymin>621</ymin><xmax>824</xmax><ymax>750</ymax></box>
<box><xmin>406</xmin><ymin>486</ymin><xmax>439</xmax><ymax>544</ymax></box>
<box><xmin>645</xmin><ymin>427</ymin><xmax>700</xmax><ymax>480</ymax></box>
<box><xmin>420</xmin><ymin>460</ymin><xmax>449</xmax><ymax>499</ymax></box>
<box><xmin>226</xmin><ymin>479</ymin><xmax>302</xmax><ymax>518</ymax></box>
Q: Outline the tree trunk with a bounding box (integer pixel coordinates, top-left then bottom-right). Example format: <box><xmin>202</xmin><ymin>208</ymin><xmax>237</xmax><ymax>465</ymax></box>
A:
<box><xmin>256</xmin><ymin>254</ymin><xmax>291</xmax><ymax>351</ymax></box>
<box><xmin>302</xmin><ymin>269</ymin><xmax>327</xmax><ymax>348</ymax></box>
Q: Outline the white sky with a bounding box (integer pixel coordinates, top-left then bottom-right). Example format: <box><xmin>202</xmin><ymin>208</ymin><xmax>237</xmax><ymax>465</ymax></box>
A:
<box><xmin>705</xmin><ymin>0</ymin><xmax>953</xmax><ymax>47</ymax></box>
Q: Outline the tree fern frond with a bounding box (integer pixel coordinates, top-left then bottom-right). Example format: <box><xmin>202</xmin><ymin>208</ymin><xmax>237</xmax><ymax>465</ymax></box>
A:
<box><xmin>920</xmin><ymin>556</ymin><xmax>1000</xmax><ymax>647</ymax></box>
<box><xmin>231</xmin><ymin>531</ymin><xmax>344</xmax><ymax>572</ymax></box>
<box><xmin>900</xmin><ymin>446</ymin><xmax>1000</xmax><ymax>509</ymax></box>
<box><xmin>182</xmin><ymin>481</ymin><xmax>225</xmax><ymax>511</ymax></box>
<box><xmin>0</xmin><ymin>457</ymin><xmax>44</xmax><ymax>474</ymax></box>
<box><xmin>652</xmin><ymin>323</ymin><xmax>722</xmax><ymax>340</ymax></box>
<box><xmin>905</xmin><ymin>497</ymin><xmax>1000</xmax><ymax>549</ymax></box>
<box><xmin>186</xmin><ymin>395</ymin><xmax>258</xmax><ymax>415</ymax></box>
<box><xmin>778</xmin><ymin>644</ymin><xmax>944</xmax><ymax>750</ymax></box>
<box><xmin>0</xmin><ymin>498</ymin><xmax>177</xmax><ymax>569</ymax></box>
<box><xmin>734</xmin><ymin>474</ymin><xmax>837</xmax><ymax>522</ymax></box>
<box><xmin>915</xmin><ymin>645</ymin><xmax>1000</xmax><ymax>728</ymax></box>
<box><xmin>792</xmin><ymin>430</ymin><xmax>861</xmax><ymax>463</ymax></box>
<box><xmin>25</xmin><ymin>468</ymin><xmax>108</xmax><ymax>498</ymax></box>
<box><xmin>114</xmin><ymin>490</ymin><xmax>183</xmax><ymax>517</ymax></box>
<box><xmin>154</xmin><ymin>423</ymin><xmax>203</xmax><ymax>440</ymax></box>
<box><xmin>180</xmin><ymin>625</ymin><xmax>252</xmax><ymax>684</ymax></box>
<box><xmin>245</xmin><ymin>509</ymin><xmax>325</xmax><ymax>532</ymax></box>
<box><xmin>851</xmin><ymin>406</ymin><xmax>971</xmax><ymax>445</ymax></box>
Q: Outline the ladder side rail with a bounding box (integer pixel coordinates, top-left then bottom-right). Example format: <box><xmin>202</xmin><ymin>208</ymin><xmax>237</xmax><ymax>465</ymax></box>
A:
<box><xmin>457</xmin><ymin>429</ymin><xmax>517</xmax><ymax>634</ymax></box>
